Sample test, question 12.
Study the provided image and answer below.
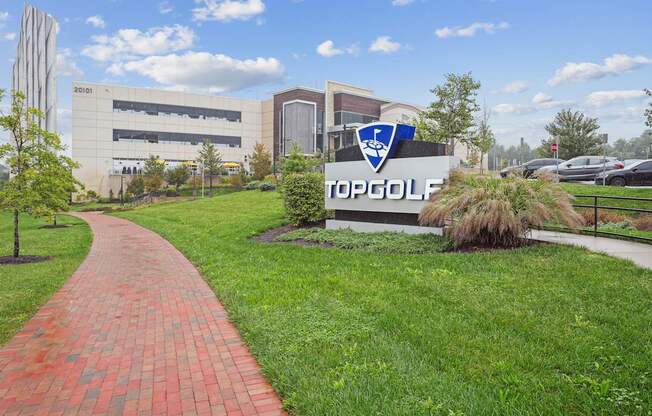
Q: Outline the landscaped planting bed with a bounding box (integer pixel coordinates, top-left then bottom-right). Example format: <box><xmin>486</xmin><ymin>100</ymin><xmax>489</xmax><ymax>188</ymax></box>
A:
<box><xmin>117</xmin><ymin>191</ymin><xmax>652</xmax><ymax>415</ymax></box>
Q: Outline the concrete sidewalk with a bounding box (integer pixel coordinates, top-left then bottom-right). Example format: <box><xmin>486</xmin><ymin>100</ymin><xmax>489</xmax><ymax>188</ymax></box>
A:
<box><xmin>530</xmin><ymin>230</ymin><xmax>652</xmax><ymax>270</ymax></box>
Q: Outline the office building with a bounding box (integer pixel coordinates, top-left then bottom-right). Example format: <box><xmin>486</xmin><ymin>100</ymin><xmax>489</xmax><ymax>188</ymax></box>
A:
<box><xmin>72</xmin><ymin>80</ymin><xmax>479</xmax><ymax>196</ymax></box>
<box><xmin>12</xmin><ymin>4</ymin><xmax>57</xmax><ymax>133</ymax></box>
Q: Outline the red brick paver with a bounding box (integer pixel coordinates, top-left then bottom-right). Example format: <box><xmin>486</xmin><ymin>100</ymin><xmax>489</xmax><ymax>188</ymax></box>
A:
<box><xmin>0</xmin><ymin>212</ymin><xmax>285</xmax><ymax>416</ymax></box>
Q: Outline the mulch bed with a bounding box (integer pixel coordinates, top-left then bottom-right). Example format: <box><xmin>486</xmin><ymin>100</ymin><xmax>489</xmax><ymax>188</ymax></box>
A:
<box><xmin>39</xmin><ymin>224</ymin><xmax>72</xmax><ymax>229</ymax></box>
<box><xmin>0</xmin><ymin>256</ymin><xmax>51</xmax><ymax>265</ymax></box>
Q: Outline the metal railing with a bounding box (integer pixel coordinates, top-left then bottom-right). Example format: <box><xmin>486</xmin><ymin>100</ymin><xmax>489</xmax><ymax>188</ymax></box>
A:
<box><xmin>546</xmin><ymin>194</ymin><xmax>652</xmax><ymax>244</ymax></box>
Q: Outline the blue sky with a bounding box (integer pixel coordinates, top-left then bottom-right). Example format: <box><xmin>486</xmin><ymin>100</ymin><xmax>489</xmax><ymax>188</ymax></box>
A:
<box><xmin>0</xmin><ymin>0</ymin><xmax>651</xmax><ymax>149</ymax></box>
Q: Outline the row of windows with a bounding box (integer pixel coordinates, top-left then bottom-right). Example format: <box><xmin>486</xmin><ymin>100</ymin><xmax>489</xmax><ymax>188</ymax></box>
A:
<box><xmin>112</xmin><ymin>129</ymin><xmax>241</xmax><ymax>148</ymax></box>
<box><xmin>113</xmin><ymin>100</ymin><xmax>242</xmax><ymax>123</ymax></box>
<box><xmin>333</xmin><ymin>111</ymin><xmax>379</xmax><ymax>126</ymax></box>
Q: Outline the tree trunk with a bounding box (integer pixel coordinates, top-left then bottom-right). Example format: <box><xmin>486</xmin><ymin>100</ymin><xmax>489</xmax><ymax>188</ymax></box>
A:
<box><xmin>53</xmin><ymin>214</ymin><xmax>57</xmax><ymax>226</ymax></box>
<box><xmin>13</xmin><ymin>210</ymin><xmax>19</xmax><ymax>258</ymax></box>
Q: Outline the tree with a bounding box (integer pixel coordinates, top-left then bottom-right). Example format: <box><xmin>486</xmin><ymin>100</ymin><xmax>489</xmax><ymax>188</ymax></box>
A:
<box><xmin>540</xmin><ymin>109</ymin><xmax>601</xmax><ymax>159</ymax></box>
<box><xmin>412</xmin><ymin>113</ymin><xmax>437</xmax><ymax>142</ymax></box>
<box><xmin>0</xmin><ymin>90</ymin><xmax>81</xmax><ymax>257</ymax></box>
<box><xmin>250</xmin><ymin>142</ymin><xmax>272</xmax><ymax>180</ymax></box>
<box><xmin>197</xmin><ymin>140</ymin><xmax>223</xmax><ymax>191</ymax></box>
<box><xmin>143</xmin><ymin>155</ymin><xmax>165</xmax><ymax>193</ymax></box>
<box><xmin>645</xmin><ymin>89</ymin><xmax>652</xmax><ymax>128</ymax></box>
<box><xmin>470</xmin><ymin>108</ymin><xmax>495</xmax><ymax>174</ymax></box>
<box><xmin>31</xmin><ymin>147</ymin><xmax>82</xmax><ymax>225</ymax></box>
<box><xmin>282</xmin><ymin>144</ymin><xmax>309</xmax><ymax>176</ymax></box>
<box><xmin>165</xmin><ymin>165</ymin><xmax>190</xmax><ymax>191</ymax></box>
<box><xmin>421</xmin><ymin>72</ymin><xmax>481</xmax><ymax>155</ymax></box>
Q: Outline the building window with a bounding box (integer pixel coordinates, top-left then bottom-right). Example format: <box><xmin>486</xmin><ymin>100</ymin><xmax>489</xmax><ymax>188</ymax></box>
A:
<box><xmin>112</xmin><ymin>129</ymin><xmax>241</xmax><ymax>148</ymax></box>
<box><xmin>334</xmin><ymin>111</ymin><xmax>379</xmax><ymax>126</ymax></box>
<box><xmin>283</xmin><ymin>100</ymin><xmax>316</xmax><ymax>155</ymax></box>
<box><xmin>112</xmin><ymin>100</ymin><xmax>242</xmax><ymax>123</ymax></box>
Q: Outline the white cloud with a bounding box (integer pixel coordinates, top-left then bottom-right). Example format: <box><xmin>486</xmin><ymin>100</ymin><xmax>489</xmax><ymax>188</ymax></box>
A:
<box><xmin>0</xmin><ymin>11</ymin><xmax>8</xmax><ymax>29</ymax></box>
<box><xmin>548</xmin><ymin>54</ymin><xmax>652</xmax><ymax>86</ymax></box>
<box><xmin>435</xmin><ymin>21</ymin><xmax>509</xmax><ymax>39</ymax></box>
<box><xmin>108</xmin><ymin>51</ymin><xmax>284</xmax><ymax>93</ymax></box>
<box><xmin>158</xmin><ymin>1</ymin><xmax>174</xmax><ymax>14</ymax></box>
<box><xmin>531</xmin><ymin>92</ymin><xmax>552</xmax><ymax>104</ymax></box>
<box><xmin>82</xmin><ymin>25</ymin><xmax>196</xmax><ymax>62</ymax></box>
<box><xmin>369</xmin><ymin>36</ymin><xmax>401</xmax><ymax>54</ymax></box>
<box><xmin>3</xmin><ymin>32</ymin><xmax>16</xmax><ymax>41</ymax></box>
<box><xmin>586</xmin><ymin>90</ymin><xmax>647</xmax><ymax>107</ymax></box>
<box><xmin>193</xmin><ymin>0</ymin><xmax>265</xmax><ymax>22</ymax></box>
<box><xmin>316</xmin><ymin>40</ymin><xmax>342</xmax><ymax>57</ymax></box>
<box><xmin>86</xmin><ymin>15</ymin><xmax>106</xmax><ymax>29</ymax></box>
<box><xmin>502</xmin><ymin>80</ymin><xmax>528</xmax><ymax>94</ymax></box>
<box><xmin>392</xmin><ymin>0</ymin><xmax>415</xmax><ymax>5</ymax></box>
<box><xmin>493</xmin><ymin>94</ymin><xmax>573</xmax><ymax>114</ymax></box>
<box><xmin>56</xmin><ymin>49</ymin><xmax>84</xmax><ymax>78</ymax></box>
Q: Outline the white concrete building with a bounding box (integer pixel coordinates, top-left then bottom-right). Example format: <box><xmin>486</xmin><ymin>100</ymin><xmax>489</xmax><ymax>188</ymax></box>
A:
<box><xmin>12</xmin><ymin>4</ymin><xmax>57</xmax><ymax>133</ymax></box>
<box><xmin>72</xmin><ymin>82</ymin><xmax>262</xmax><ymax>196</ymax></box>
<box><xmin>72</xmin><ymin>80</ymin><xmax>484</xmax><ymax>196</ymax></box>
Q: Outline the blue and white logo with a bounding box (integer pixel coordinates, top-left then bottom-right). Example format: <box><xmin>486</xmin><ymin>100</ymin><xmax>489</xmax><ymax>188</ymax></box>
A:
<box><xmin>356</xmin><ymin>122</ymin><xmax>416</xmax><ymax>172</ymax></box>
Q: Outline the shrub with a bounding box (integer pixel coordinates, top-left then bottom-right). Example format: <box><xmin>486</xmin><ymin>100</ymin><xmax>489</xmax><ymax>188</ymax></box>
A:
<box><xmin>632</xmin><ymin>215</ymin><xmax>652</xmax><ymax>231</ymax></box>
<box><xmin>244</xmin><ymin>180</ymin><xmax>260</xmax><ymax>190</ymax></box>
<box><xmin>577</xmin><ymin>209</ymin><xmax>627</xmax><ymax>226</ymax></box>
<box><xmin>144</xmin><ymin>175</ymin><xmax>164</xmax><ymax>193</ymax></box>
<box><xmin>263</xmin><ymin>174</ymin><xmax>278</xmax><ymax>185</ymax></box>
<box><xmin>259</xmin><ymin>182</ymin><xmax>276</xmax><ymax>192</ymax></box>
<box><xmin>229</xmin><ymin>174</ymin><xmax>242</xmax><ymax>188</ymax></box>
<box><xmin>419</xmin><ymin>170</ymin><xmax>583</xmax><ymax>248</ymax></box>
<box><xmin>282</xmin><ymin>173</ymin><xmax>326</xmax><ymax>225</ymax></box>
<box><xmin>86</xmin><ymin>190</ymin><xmax>99</xmax><ymax>200</ymax></box>
<box><xmin>165</xmin><ymin>189</ymin><xmax>180</xmax><ymax>197</ymax></box>
<box><xmin>127</xmin><ymin>176</ymin><xmax>145</xmax><ymax>196</ymax></box>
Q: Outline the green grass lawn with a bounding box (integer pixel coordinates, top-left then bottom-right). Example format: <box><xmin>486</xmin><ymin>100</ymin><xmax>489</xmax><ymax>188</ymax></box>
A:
<box><xmin>0</xmin><ymin>213</ymin><xmax>92</xmax><ymax>344</ymax></box>
<box><xmin>116</xmin><ymin>191</ymin><xmax>652</xmax><ymax>415</ymax></box>
<box><xmin>560</xmin><ymin>183</ymin><xmax>652</xmax><ymax>212</ymax></box>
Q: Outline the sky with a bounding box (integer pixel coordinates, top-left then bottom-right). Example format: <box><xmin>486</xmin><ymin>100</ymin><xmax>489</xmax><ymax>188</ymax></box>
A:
<box><xmin>0</xmin><ymin>0</ymin><xmax>651</xmax><ymax>150</ymax></box>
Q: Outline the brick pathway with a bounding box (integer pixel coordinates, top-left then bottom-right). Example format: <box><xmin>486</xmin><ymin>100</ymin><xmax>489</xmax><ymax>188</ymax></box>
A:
<box><xmin>0</xmin><ymin>212</ymin><xmax>285</xmax><ymax>416</ymax></box>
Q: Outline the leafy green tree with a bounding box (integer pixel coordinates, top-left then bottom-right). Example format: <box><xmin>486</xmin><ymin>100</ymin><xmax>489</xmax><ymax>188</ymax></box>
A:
<box><xmin>126</xmin><ymin>176</ymin><xmax>145</xmax><ymax>196</ymax></box>
<box><xmin>421</xmin><ymin>72</ymin><xmax>481</xmax><ymax>155</ymax></box>
<box><xmin>250</xmin><ymin>142</ymin><xmax>272</xmax><ymax>180</ymax></box>
<box><xmin>412</xmin><ymin>113</ymin><xmax>437</xmax><ymax>142</ymax></box>
<box><xmin>197</xmin><ymin>140</ymin><xmax>223</xmax><ymax>191</ymax></box>
<box><xmin>282</xmin><ymin>144</ymin><xmax>309</xmax><ymax>176</ymax></box>
<box><xmin>539</xmin><ymin>109</ymin><xmax>601</xmax><ymax>159</ymax></box>
<box><xmin>0</xmin><ymin>90</ymin><xmax>81</xmax><ymax>257</ymax></box>
<box><xmin>143</xmin><ymin>155</ymin><xmax>165</xmax><ymax>193</ymax></box>
<box><xmin>470</xmin><ymin>108</ymin><xmax>495</xmax><ymax>174</ymax></box>
<box><xmin>31</xmin><ymin>146</ymin><xmax>82</xmax><ymax>225</ymax></box>
<box><xmin>165</xmin><ymin>165</ymin><xmax>190</xmax><ymax>191</ymax></box>
<box><xmin>645</xmin><ymin>89</ymin><xmax>652</xmax><ymax>128</ymax></box>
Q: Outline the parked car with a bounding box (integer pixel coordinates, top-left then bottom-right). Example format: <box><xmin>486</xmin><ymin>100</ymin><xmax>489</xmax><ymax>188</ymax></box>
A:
<box><xmin>595</xmin><ymin>159</ymin><xmax>652</xmax><ymax>186</ymax></box>
<box><xmin>499</xmin><ymin>158</ymin><xmax>565</xmax><ymax>178</ymax></box>
<box><xmin>537</xmin><ymin>156</ymin><xmax>624</xmax><ymax>181</ymax></box>
<box><xmin>499</xmin><ymin>164</ymin><xmax>523</xmax><ymax>178</ymax></box>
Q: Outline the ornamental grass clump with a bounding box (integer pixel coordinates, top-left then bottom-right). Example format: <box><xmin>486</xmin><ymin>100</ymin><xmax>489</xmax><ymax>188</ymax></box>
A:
<box><xmin>419</xmin><ymin>170</ymin><xmax>583</xmax><ymax>248</ymax></box>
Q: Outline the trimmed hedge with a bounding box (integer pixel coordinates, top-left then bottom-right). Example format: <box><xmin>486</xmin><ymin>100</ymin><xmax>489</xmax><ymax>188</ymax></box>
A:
<box><xmin>282</xmin><ymin>173</ymin><xmax>326</xmax><ymax>225</ymax></box>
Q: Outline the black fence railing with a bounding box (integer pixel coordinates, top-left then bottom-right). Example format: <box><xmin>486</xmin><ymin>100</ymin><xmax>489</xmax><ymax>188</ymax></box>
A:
<box><xmin>545</xmin><ymin>194</ymin><xmax>652</xmax><ymax>244</ymax></box>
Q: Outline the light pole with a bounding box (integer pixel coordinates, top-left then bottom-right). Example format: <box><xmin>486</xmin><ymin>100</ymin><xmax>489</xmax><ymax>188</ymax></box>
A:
<box><xmin>600</xmin><ymin>133</ymin><xmax>608</xmax><ymax>186</ymax></box>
